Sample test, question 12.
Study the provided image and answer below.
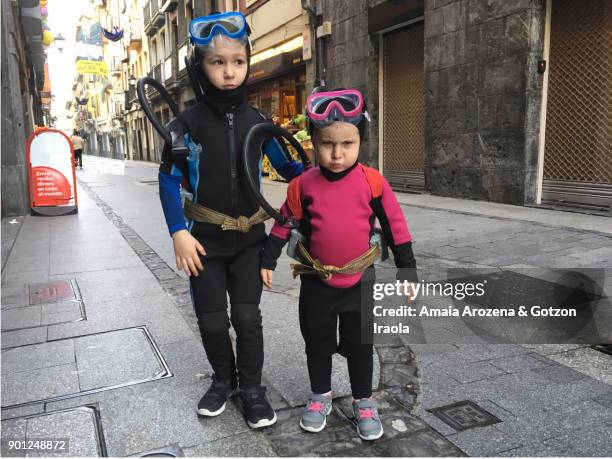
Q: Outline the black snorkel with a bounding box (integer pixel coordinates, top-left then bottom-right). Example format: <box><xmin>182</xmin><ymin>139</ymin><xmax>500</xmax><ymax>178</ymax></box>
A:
<box><xmin>137</xmin><ymin>56</ymin><xmax>202</xmax><ymax>159</ymax></box>
<box><xmin>242</xmin><ymin>123</ymin><xmax>311</xmax><ymax>228</ymax></box>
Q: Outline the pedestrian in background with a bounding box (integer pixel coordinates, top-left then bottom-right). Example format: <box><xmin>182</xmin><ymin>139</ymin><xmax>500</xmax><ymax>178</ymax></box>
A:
<box><xmin>71</xmin><ymin>130</ymin><xmax>84</xmax><ymax>169</ymax></box>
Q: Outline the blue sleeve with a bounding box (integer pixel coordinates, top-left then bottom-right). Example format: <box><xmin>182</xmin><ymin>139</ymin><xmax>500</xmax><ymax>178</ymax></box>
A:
<box><xmin>159</xmin><ymin>169</ymin><xmax>187</xmax><ymax>235</ymax></box>
<box><xmin>263</xmin><ymin>138</ymin><xmax>304</xmax><ymax>180</ymax></box>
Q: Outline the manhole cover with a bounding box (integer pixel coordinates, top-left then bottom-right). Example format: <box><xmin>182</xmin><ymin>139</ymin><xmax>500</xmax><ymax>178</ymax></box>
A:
<box><xmin>1</xmin><ymin>327</ymin><xmax>172</xmax><ymax>409</ymax></box>
<box><xmin>29</xmin><ymin>280</ymin><xmax>77</xmax><ymax>304</ymax></box>
<box><xmin>130</xmin><ymin>444</ymin><xmax>184</xmax><ymax>457</ymax></box>
<box><xmin>428</xmin><ymin>400</ymin><xmax>501</xmax><ymax>431</ymax></box>
<box><xmin>1</xmin><ymin>405</ymin><xmax>107</xmax><ymax>456</ymax></box>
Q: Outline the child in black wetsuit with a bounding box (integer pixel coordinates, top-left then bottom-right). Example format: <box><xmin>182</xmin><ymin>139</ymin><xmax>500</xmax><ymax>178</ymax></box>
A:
<box><xmin>157</xmin><ymin>12</ymin><xmax>302</xmax><ymax>428</ymax></box>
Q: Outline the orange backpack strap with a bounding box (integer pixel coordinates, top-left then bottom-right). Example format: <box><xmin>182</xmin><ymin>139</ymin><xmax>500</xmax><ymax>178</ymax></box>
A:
<box><xmin>360</xmin><ymin>164</ymin><xmax>384</xmax><ymax>199</ymax></box>
<box><xmin>286</xmin><ymin>176</ymin><xmax>303</xmax><ymax>220</ymax></box>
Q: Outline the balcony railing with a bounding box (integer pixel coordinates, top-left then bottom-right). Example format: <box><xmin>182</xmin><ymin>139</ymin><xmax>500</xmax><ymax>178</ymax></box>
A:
<box><xmin>177</xmin><ymin>38</ymin><xmax>188</xmax><ymax>73</ymax></box>
<box><xmin>127</xmin><ymin>24</ymin><xmax>142</xmax><ymax>51</ymax></box>
<box><xmin>153</xmin><ymin>63</ymin><xmax>163</xmax><ymax>82</ymax></box>
<box><xmin>144</xmin><ymin>0</ymin><xmax>165</xmax><ymax>36</ymax></box>
<box><xmin>145</xmin><ymin>64</ymin><xmax>164</xmax><ymax>99</ymax></box>
<box><xmin>111</xmin><ymin>56</ymin><xmax>122</xmax><ymax>75</ymax></box>
<box><xmin>143</xmin><ymin>1</ymin><xmax>151</xmax><ymax>28</ymax></box>
<box><xmin>125</xmin><ymin>86</ymin><xmax>137</xmax><ymax>110</ymax></box>
<box><xmin>164</xmin><ymin>55</ymin><xmax>173</xmax><ymax>85</ymax></box>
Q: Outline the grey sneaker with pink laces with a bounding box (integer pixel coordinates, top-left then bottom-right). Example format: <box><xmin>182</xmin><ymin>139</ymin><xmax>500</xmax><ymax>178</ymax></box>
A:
<box><xmin>352</xmin><ymin>398</ymin><xmax>384</xmax><ymax>440</ymax></box>
<box><xmin>299</xmin><ymin>393</ymin><xmax>333</xmax><ymax>433</ymax></box>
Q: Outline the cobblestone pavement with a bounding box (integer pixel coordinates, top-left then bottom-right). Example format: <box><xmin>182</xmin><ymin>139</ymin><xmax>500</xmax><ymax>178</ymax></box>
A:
<box><xmin>1</xmin><ymin>156</ymin><xmax>610</xmax><ymax>456</ymax></box>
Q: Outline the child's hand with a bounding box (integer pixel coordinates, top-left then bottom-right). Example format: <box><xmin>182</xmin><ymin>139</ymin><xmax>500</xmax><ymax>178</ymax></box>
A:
<box><xmin>172</xmin><ymin>230</ymin><xmax>206</xmax><ymax>277</ymax></box>
<box><xmin>261</xmin><ymin>269</ymin><xmax>273</xmax><ymax>289</ymax></box>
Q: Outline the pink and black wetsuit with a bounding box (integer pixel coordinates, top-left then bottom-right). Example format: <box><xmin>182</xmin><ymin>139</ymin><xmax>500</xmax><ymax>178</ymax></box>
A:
<box><xmin>260</xmin><ymin>161</ymin><xmax>417</xmax><ymax>400</ymax></box>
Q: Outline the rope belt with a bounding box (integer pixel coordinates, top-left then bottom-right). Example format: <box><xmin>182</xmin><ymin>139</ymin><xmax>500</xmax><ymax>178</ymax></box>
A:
<box><xmin>184</xmin><ymin>200</ymin><xmax>271</xmax><ymax>233</ymax></box>
<box><xmin>291</xmin><ymin>240</ymin><xmax>380</xmax><ymax>280</ymax></box>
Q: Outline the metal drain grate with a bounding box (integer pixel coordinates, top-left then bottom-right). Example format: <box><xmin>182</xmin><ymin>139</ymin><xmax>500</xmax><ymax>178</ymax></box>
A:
<box><xmin>428</xmin><ymin>400</ymin><xmax>501</xmax><ymax>431</ymax></box>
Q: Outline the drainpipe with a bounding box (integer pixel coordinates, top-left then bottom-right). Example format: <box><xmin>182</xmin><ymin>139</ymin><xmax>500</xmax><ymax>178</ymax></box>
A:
<box><xmin>301</xmin><ymin>0</ymin><xmax>323</xmax><ymax>87</ymax></box>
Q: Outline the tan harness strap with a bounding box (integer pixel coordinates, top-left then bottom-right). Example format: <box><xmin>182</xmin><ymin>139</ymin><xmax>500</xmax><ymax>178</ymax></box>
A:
<box><xmin>290</xmin><ymin>241</ymin><xmax>380</xmax><ymax>280</ymax></box>
<box><xmin>184</xmin><ymin>200</ymin><xmax>271</xmax><ymax>233</ymax></box>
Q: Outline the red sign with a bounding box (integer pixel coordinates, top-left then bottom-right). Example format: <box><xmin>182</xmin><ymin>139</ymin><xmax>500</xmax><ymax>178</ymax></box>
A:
<box><xmin>26</xmin><ymin>128</ymin><xmax>78</xmax><ymax>215</ymax></box>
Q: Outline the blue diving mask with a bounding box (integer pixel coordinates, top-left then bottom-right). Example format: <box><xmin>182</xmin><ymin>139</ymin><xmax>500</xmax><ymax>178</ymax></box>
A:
<box><xmin>189</xmin><ymin>12</ymin><xmax>250</xmax><ymax>47</ymax></box>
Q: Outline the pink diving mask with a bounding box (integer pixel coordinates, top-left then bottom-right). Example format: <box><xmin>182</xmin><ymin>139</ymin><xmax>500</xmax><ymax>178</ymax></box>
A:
<box><xmin>306</xmin><ymin>89</ymin><xmax>368</xmax><ymax>127</ymax></box>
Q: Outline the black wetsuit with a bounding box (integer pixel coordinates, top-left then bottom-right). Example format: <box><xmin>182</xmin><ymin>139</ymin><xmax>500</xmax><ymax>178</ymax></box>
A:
<box><xmin>159</xmin><ymin>95</ymin><xmax>273</xmax><ymax>389</ymax></box>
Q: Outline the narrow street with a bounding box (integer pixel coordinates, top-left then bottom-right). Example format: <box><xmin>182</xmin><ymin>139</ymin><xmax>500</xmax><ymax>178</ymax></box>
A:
<box><xmin>2</xmin><ymin>156</ymin><xmax>610</xmax><ymax>456</ymax></box>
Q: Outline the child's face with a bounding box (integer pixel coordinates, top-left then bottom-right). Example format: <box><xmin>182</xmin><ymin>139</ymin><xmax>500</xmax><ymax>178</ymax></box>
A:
<box><xmin>200</xmin><ymin>35</ymin><xmax>248</xmax><ymax>90</ymax></box>
<box><xmin>313</xmin><ymin>122</ymin><xmax>360</xmax><ymax>172</ymax></box>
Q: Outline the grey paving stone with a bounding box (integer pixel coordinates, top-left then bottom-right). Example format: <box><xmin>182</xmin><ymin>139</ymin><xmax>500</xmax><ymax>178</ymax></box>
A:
<box><xmin>543</xmin><ymin>346</ymin><xmax>612</xmax><ymax>386</ymax></box>
<box><xmin>521</xmin><ymin>343</ymin><xmax>588</xmax><ymax>355</ymax></box>
<box><xmin>446</xmin><ymin>425</ymin><xmax>522</xmax><ymax>456</ymax></box>
<box><xmin>537</xmin><ymin>423</ymin><xmax>612</xmax><ymax>456</ymax></box>
<box><xmin>74</xmin><ymin>328</ymin><xmax>167</xmax><ymax>391</ymax></box>
<box><xmin>49</xmin><ymin>253</ymin><xmax>142</xmax><ymax>276</ymax></box>
<box><xmin>25</xmin><ymin>407</ymin><xmax>101</xmax><ymax>457</ymax></box>
<box><xmin>183</xmin><ymin>431</ymin><xmax>276</xmax><ymax>457</ymax></box>
<box><xmin>442</xmin><ymin>360</ymin><xmax>509</xmax><ymax>383</ymax></box>
<box><xmin>145</xmin><ymin>313</ymin><xmax>198</xmax><ymax>345</ymax></box>
<box><xmin>593</xmin><ymin>391</ymin><xmax>612</xmax><ymax>409</ymax></box>
<box><xmin>41</xmin><ymin>308</ymin><xmax>83</xmax><ymax>326</ymax></box>
<box><xmin>100</xmin><ymin>380</ymin><xmax>251</xmax><ymax>457</ymax></box>
<box><xmin>531</xmin><ymin>362</ymin><xmax>590</xmax><ymax>384</ymax></box>
<box><xmin>488</xmin><ymin>352</ymin><xmax>555</xmax><ymax>373</ymax></box>
<box><xmin>1</xmin><ymin>285</ymin><xmax>28</xmax><ymax>309</ymax></box>
<box><xmin>1</xmin><ymin>363</ymin><xmax>79</xmax><ymax>407</ymax></box>
<box><xmin>1</xmin><ymin>339</ymin><xmax>75</xmax><ymax>374</ymax></box>
<box><xmin>0</xmin><ymin>418</ymin><xmax>27</xmax><ymax>457</ymax></box>
<box><xmin>1</xmin><ymin>404</ymin><xmax>45</xmax><ymax>421</ymax></box>
<box><xmin>1</xmin><ymin>327</ymin><xmax>47</xmax><ymax>350</ymax></box>
<box><xmin>39</xmin><ymin>300</ymin><xmax>82</xmax><ymax>315</ymax></box>
<box><xmin>492</xmin><ymin>442</ymin><xmax>574</xmax><ymax>457</ymax></box>
<box><xmin>157</xmin><ymin>339</ymin><xmax>212</xmax><ymax>383</ymax></box>
<box><xmin>1</xmin><ymin>418</ymin><xmax>27</xmax><ymax>440</ymax></box>
<box><xmin>1</xmin><ymin>270</ymin><xmax>50</xmax><ymax>287</ymax></box>
<box><xmin>359</xmin><ymin>427</ymin><xmax>467</xmax><ymax>457</ymax></box>
<box><xmin>259</xmin><ymin>291</ymin><xmax>299</xmax><ymax>330</ymax></box>
<box><xmin>51</xmin><ymin>267</ymin><xmax>163</xmax><ymax>304</ymax></box>
<box><xmin>1</xmin><ymin>305</ymin><xmax>42</xmax><ymax>330</ymax></box>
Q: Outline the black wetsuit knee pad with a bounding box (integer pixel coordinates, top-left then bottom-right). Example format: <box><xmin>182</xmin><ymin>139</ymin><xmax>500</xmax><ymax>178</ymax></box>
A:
<box><xmin>230</xmin><ymin>303</ymin><xmax>262</xmax><ymax>332</ymax></box>
<box><xmin>198</xmin><ymin>310</ymin><xmax>231</xmax><ymax>334</ymax></box>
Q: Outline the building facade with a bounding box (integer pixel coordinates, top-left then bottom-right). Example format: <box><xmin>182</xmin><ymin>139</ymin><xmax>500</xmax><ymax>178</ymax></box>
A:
<box><xmin>1</xmin><ymin>0</ymin><xmax>49</xmax><ymax>217</ymax></box>
<box><xmin>86</xmin><ymin>0</ymin><xmax>610</xmax><ymax>210</ymax></box>
<box><xmin>314</xmin><ymin>0</ymin><xmax>611</xmax><ymax>210</ymax></box>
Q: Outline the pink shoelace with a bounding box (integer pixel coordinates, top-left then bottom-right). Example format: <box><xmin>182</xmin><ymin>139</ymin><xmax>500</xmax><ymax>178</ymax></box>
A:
<box><xmin>359</xmin><ymin>407</ymin><xmax>375</xmax><ymax>419</ymax></box>
<box><xmin>308</xmin><ymin>401</ymin><xmax>325</xmax><ymax>412</ymax></box>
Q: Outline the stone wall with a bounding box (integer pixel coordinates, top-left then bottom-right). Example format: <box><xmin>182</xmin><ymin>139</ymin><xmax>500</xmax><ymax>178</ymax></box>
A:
<box><xmin>1</xmin><ymin>0</ymin><xmax>32</xmax><ymax>217</ymax></box>
<box><xmin>424</xmin><ymin>0</ymin><xmax>545</xmax><ymax>204</ymax></box>
<box><xmin>313</xmin><ymin>0</ymin><xmax>379</xmax><ymax>166</ymax></box>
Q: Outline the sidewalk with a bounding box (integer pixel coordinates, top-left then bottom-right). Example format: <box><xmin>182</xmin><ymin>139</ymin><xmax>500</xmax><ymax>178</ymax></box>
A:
<box><xmin>1</xmin><ymin>155</ymin><xmax>611</xmax><ymax>457</ymax></box>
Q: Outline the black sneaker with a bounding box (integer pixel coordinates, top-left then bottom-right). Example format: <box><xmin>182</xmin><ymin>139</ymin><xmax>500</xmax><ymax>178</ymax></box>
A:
<box><xmin>239</xmin><ymin>386</ymin><xmax>277</xmax><ymax>428</ymax></box>
<box><xmin>197</xmin><ymin>377</ymin><xmax>236</xmax><ymax>417</ymax></box>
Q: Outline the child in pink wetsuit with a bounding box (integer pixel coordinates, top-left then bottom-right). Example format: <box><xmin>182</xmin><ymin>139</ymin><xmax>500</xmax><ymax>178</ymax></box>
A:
<box><xmin>260</xmin><ymin>88</ymin><xmax>417</xmax><ymax>440</ymax></box>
